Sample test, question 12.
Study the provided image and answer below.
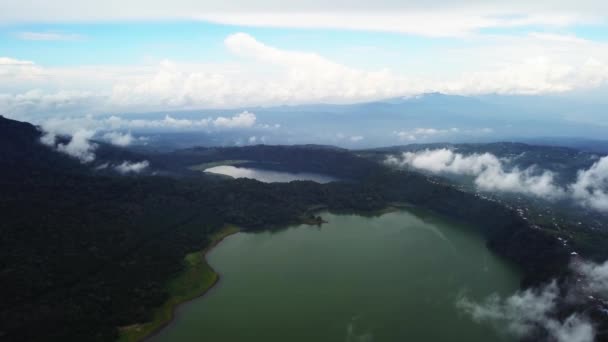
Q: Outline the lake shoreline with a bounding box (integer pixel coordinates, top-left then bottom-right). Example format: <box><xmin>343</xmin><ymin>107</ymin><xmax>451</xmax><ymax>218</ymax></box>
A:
<box><xmin>144</xmin><ymin>209</ymin><xmax>522</xmax><ymax>342</ymax></box>
<box><xmin>127</xmin><ymin>206</ymin><xmax>351</xmax><ymax>342</ymax></box>
<box><xmin>123</xmin><ymin>202</ymin><xmax>523</xmax><ymax>342</ymax></box>
<box><xmin>118</xmin><ymin>225</ymin><xmax>241</xmax><ymax>342</ymax></box>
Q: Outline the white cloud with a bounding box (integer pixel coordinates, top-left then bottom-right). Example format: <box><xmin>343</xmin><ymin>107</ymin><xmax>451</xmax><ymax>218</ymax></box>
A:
<box><xmin>109</xmin><ymin>34</ymin><xmax>418</xmax><ymax>108</ymax></box>
<box><xmin>54</xmin><ymin>129</ymin><xmax>97</xmax><ymax>163</ymax></box>
<box><xmin>570</xmin><ymin>156</ymin><xmax>608</xmax><ymax>212</ymax></box>
<box><xmin>395</xmin><ymin>127</ymin><xmax>462</xmax><ymax>141</ymax></box>
<box><xmin>107</xmin><ymin>115</ymin><xmax>211</xmax><ymax>130</ymax></box>
<box><xmin>573</xmin><ymin>258</ymin><xmax>608</xmax><ymax>298</ymax></box>
<box><xmin>203</xmin><ymin>11</ymin><xmax>589</xmax><ymax>38</ymax></box>
<box><xmin>41</xmin><ymin>114</ymin><xmax>100</xmax><ymax>135</ymax></box>
<box><xmin>396</xmin><ymin>132</ymin><xmax>417</xmax><ymax>141</ymax></box>
<box><xmin>0</xmin><ymin>1</ymin><xmax>605</xmax><ymax>37</ymax></box>
<box><xmin>387</xmin><ymin>149</ymin><xmax>608</xmax><ymax>212</ymax></box>
<box><xmin>213</xmin><ymin>110</ymin><xmax>256</xmax><ymax>128</ymax></box>
<box><xmin>115</xmin><ymin>160</ymin><xmax>150</xmax><ymax>174</ymax></box>
<box><xmin>0</xmin><ymin>57</ymin><xmax>34</xmax><ymax>66</ymax></box>
<box><xmin>459</xmin><ymin>257</ymin><xmax>608</xmax><ymax>342</ymax></box>
<box><xmin>457</xmin><ymin>281</ymin><xmax>594</xmax><ymax>342</ymax></box>
<box><xmin>386</xmin><ymin>149</ymin><xmax>565</xmax><ymax>199</ymax></box>
<box><xmin>0</xmin><ymin>58</ymin><xmax>43</xmax><ymax>85</ymax></box>
<box><xmin>36</xmin><ymin>112</ymin><xmax>259</xmax><ymax>136</ymax></box>
<box><xmin>102</xmin><ymin>131</ymin><xmax>133</xmax><ymax>146</ymax></box>
<box><xmin>16</xmin><ymin>31</ymin><xmax>83</xmax><ymax>41</ymax></box>
<box><xmin>3</xmin><ymin>30</ymin><xmax>608</xmax><ymax>114</ymax></box>
<box><xmin>350</xmin><ymin>135</ymin><xmax>364</xmax><ymax>142</ymax></box>
<box><xmin>39</xmin><ymin>131</ymin><xmax>57</xmax><ymax>146</ymax></box>
<box><xmin>0</xmin><ymin>90</ymin><xmax>104</xmax><ymax>119</ymax></box>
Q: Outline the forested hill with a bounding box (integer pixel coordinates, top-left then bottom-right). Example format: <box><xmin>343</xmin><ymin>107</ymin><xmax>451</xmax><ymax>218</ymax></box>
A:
<box><xmin>1</xmin><ymin>116</ymin><xmax>606</xmax><ymax>341</ymax></box>
<box><xmin>0</xmin><ymin>115</ymin><xmax>86</xmax><ymax>177</ymax></box>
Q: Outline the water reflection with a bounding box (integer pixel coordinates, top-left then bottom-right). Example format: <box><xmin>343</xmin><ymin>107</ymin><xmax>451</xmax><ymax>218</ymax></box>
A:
<box><xmin>204</xmin><ymin>165</ymin><xmax>337</xmax><ymax>183</ymax></box>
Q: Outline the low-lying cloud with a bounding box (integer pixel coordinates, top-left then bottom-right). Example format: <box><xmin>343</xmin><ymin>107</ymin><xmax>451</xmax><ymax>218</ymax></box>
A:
<box><xmin>458</xmin><ymin>258</ymin><xmax>608</xmax><ymax>342</ymax></box>
<box><xmin>386</xmin><ymin>148</ymin><xmax>565</xmax><ymax>199</ymax></box>
<box><xmin>386</xmin><ymin>148</ymin><xmax>608</xmax><ymax>212</ymax></box>
<box><xmin>457</xmin><ymin>281</ymin><xmax>594</xmax><ymax>342</ymax></box>
<box><xmin>114</xmin><ymin>160</ymin><xmax>150</xmax><ymax>174</ymax></box>
<box><xmin>212</xmin><ymin>111</ymin><xmax>256</xmax><ymax>128</ymax></box>
<box><xmin>45</xmin><ymin>111</ymin><xmax>259</xmax><ymax>133</ymax></box>
<box><xmin>570</xmin><ymin>156</ymin><xmax>608</xmax><ymax>212</ymax></box>
<box><xmin>102</xmin><ymin>131</ymin><xmax>133</xmax><ymax>146</ymax></box>
<box><xmin>41</xmin><ymin>129</ymin><xmax>97</xmax><ymax>163</ymax></box>
<box><xmin>37</xmin><ymin>110</ymin><xmax>263</xmax><ymax>163</ymax></box>
<box><xmin>393</xmin><ymin>127</ymin><xmax>492</xmax><ymax>142</ymax></box>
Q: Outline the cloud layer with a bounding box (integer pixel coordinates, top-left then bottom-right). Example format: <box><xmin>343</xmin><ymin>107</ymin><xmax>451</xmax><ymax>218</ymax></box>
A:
<box><xmin>570</xmin><ymin>156</ymin><xmax>608</xmax><ymax>212</ymax></box>
<box><xmin>386</xmin><ymin>149</ymin><xmax>608</xmax><ymax>212</ymax></box>
<box><xmin>114</xmin><ymin>160</ymin><xmax>150</xmax><ymax>174</ymax></box>
<box><xmin>386</xmin><ymin>149</ymin><xmax>565</xmax><ymax>199</ymax></box>
<box><xmin>457</xmin><ymin>281</ymin><xmax>594</xmax><ymax>342</ymax></box>
<box><xmin>3</xmin><ymin>30</ymin><xmax>608</xmax><ymax>116</ymax></box>
<box><xmin>41</xmin><ymin>129</ymin><xmax>97</xmax><ymax>163</ymax></box>
<box><xmin>1</xmin><ymin>1</ymin><xmax>606</xmax><ymax>37</ymax></box>
<box><xmin>458</xmin><ymin>257</ymin><xmax>608</xmax><ymax>342</ymax></box>
<box><xmin>37</xmin><ymin>111</ymin><xmax>260</xmax><ymax>166</ymax></box>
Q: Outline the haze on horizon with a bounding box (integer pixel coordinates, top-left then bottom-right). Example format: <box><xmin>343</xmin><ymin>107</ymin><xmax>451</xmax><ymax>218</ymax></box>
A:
<box><xmin>1</xmin><ymin>0</ymin><xmax>608</xmax><ymax>147</ymax></box>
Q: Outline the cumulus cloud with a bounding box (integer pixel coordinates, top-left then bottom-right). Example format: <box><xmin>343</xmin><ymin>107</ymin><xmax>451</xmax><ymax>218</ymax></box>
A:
<box><xmin>48</xmin><ymin>129</ymin><xmax>97</xmax><ymax>163</ymax></box>
<box><xmin>0</xmin><ymin>58</ymin><xmax>44</xmax><ymax>86</ymax></box>
<box><xmin>573</xmin><ymin>257</ymin><xmax>608</xmax><ymax>297</ymax></box>
<box><xmin>386</xmin><ymin>149</ymin><xmax>565</xmax><ymax>199</ymax></box>
<box><xmin>3</xmin><ymin>28</ymin><xmax>608</xmax><ymax>115</ymax></box>
<box><xmin>38</xmin><ymin>111</ymin><xmax>260</xmax><ymax>135</ymax></box>
<box><xmin>387</xmin><ymin>149</ymin><xmax>608</xmax><ymax>212</ymax></box>
<box><xmin>114</xmin><ymin>160</ymin><xmax>150</xmax><ymax>174</ymax></box>
<box><xmin>459</xmin><ymin>257</ymin><xmax>608</xmax><ymax>342</ymax></box>
<box><xmin>0</xmin><ymin>90</ymin><xmax>105</xmax><ymax>119</ymax></box>
<box><xmin>102</xmin><ymin>131</ymin><xmax>133</xmax><ymax>146</ymax></box>
<box><xmin>109</xmin><ymin>34</ymin><xmax>418</xmax><ymax>108</ymax></box>
<box><xmin>35</xmin><ymin>111</ymin><xmax>265</xmax><ymax>163</ymax></box>
<box><xmin>457</xmin><ymin>281</ymin><xmax>594</xmax><ymax>342</ymax></box>
<box><xmin>570</xmin><ymin>156</ymin><xmax>608</xmax><ymax>212</ymax></box>
<box><xmin>213</xmin><ymin>110</ymin><xmax>256</xmax><ymax>128</ymax></box>
<box><xmin>39</xmin><ymin>131</ymin><xmax>57</xmax><ymax>146</ymax></box>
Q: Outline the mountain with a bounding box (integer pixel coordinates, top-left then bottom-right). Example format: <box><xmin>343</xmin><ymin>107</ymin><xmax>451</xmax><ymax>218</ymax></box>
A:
<box><xmin>0</xmin><ymin>115</ymin><xmax>89</xmax><ymax>178</ymax></box>
<box><xmin>2</xmin><ymin>116</ymin><xmax>607</xmax><ymax>341</ymax></box>
<box><xmin>111</xmin><ymin>93</ymin><xmax>608</xmax><ymax>150</ymax></box>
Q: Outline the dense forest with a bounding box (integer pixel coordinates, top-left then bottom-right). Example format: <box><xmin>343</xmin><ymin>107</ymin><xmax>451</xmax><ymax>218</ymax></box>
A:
<box><xmin>1</xmin><ymin>116</ymin><xmax>607</xmax><ymax>341</ymax></box>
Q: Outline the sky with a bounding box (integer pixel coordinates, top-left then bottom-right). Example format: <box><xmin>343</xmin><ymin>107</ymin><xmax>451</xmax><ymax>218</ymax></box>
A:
<box><xmin>1</xmin><ymin>0</ymin><xmax>608</xmax><ymax>121</ymax></box>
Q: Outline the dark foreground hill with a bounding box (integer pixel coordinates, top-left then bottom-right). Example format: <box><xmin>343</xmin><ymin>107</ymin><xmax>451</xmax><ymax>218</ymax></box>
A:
<box><xmin>1</xmin><ymin>116</ymin><xmax>606</xmax><ymax>341</ymax></box>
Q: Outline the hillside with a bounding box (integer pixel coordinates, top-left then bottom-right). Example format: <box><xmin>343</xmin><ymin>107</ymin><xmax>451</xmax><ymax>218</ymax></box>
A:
<box><xmin>1</xmin><ymin>116</ymin><xmax>607</xmax><ymax>341</ymax></box>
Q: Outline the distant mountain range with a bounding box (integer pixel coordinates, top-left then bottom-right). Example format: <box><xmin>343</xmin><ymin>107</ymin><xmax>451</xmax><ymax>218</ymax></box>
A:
<box><xmin>91</xmin><ymin>92</ymin><xmax>608</xmax><ymax>150</ymax></box>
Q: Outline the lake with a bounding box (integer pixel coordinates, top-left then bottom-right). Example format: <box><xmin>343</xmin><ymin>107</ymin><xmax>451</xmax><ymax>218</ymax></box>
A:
<box><xmin>204</xmin><ymin>165</ymin><xmax>337</xmax><ymax>183</ymax></box>
<box><xmin>150</xmin><ymin>210</ymin><xmax>520</xmax><ymax>342</ymax></box>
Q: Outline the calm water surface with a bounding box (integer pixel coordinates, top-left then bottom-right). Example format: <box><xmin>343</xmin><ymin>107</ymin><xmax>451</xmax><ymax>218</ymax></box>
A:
<box><xmin>150</xmin><ymin>210</ymin><xmax>520</xmax><ymax>342</ymax></box>
<box><xmin>204</xmin><ymin>165</ymin><xmax>337</xmax><ymax>183</ymax></box>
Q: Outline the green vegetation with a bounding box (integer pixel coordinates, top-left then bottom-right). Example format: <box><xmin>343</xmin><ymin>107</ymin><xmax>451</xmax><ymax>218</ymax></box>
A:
<box><xmin>118</xmin><ymin>225</ymin><xmax>240</xmax><ymax>342</ymax></box>
<box><xmin>2</xmin><ymin>116</ymin><xmax>606</xmax><ymax>341</ymax></box>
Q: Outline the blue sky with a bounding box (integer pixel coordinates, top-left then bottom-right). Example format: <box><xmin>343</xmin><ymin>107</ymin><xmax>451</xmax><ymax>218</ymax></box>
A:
<box><xmin>0</xmin><ymin>21</ymin><xmax>462</xmax><ymax>70</ymax></box>
<box><xmin>1</xmin><ymin>0</ymin><xmax>608</xmax><ymax>119</ymax></box>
